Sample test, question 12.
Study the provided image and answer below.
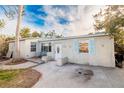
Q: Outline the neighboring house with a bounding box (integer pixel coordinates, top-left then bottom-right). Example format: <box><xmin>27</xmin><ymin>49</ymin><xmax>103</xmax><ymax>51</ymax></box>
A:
<box><xmin>7</xmin><ymin>33</ymin><xmax>115</xmax><ymax>67</ymax></box>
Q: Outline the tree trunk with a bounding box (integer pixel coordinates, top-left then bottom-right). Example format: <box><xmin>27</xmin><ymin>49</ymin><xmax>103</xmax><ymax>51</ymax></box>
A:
<box><xmin>15</xmin><ymin>5</ymin><xmax>23</xmax><ymax>58</ymax></box>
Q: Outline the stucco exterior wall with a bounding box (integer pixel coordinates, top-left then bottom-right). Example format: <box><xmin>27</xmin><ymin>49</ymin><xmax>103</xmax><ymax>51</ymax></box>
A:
<box><xmin>8</xmin><ymin>38</ymin><xmax>39</xmax><ymax>58</ymax></box>
<box><xmin>7</xmin><ymin>42</ymin><xmax>15</xmax><ymax>57</ymax></box>
<box><xmin>8</xmin><ymin>41</ymin><xmax>26</xmax><ymax>58</ymax></box>
<box><xmin>24</xmin><ymin>39</ymin><xmax>39</xmax><ymax>58</ymax></box>
<box><xmin>8</xmin><ymin>35</ymin><xmax>115</xmax><ymax>67</ymax></box>
<box><xmin>49</xmin><ymin>36</ymin><xmax>115</xmax><ymax>67</ymax></box>
<box><xmin>89</xmin><ymin>36</ymin><xmax>115</xmax><ymax>67</ymax></box>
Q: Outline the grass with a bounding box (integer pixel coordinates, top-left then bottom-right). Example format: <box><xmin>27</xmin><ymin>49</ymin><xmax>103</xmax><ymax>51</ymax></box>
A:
<box><xmin>0</xmin><ymin>69</ymin><xmax>41</xmax><ymax>88</ymax></box>
<box><xmin>0</xmin><ymin>69</ymin><xmax>26</xmax><ymax>87</ymax></box>
<box><xmin>0</xmin><ymin>69</ymin><xmax>24</xmax><ymax>81</ymax></box>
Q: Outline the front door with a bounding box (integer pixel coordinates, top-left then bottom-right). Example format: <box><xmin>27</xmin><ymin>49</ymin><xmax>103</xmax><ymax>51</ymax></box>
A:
<box><xmin>55</xmin><ymin>44</ymin><xmax>62</xmax><ymax>60</ymax></box>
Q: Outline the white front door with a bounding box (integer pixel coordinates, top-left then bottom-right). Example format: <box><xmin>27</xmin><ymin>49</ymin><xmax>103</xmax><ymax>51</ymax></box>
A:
<box><xmin>55</xmin><ymin>44</ymin><xmax>62</xmax><ymax>60</ymax></box>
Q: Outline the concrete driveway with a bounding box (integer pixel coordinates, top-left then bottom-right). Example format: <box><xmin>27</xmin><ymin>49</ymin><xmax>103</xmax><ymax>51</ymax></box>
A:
<box><xmin>33</xmin><ymin>61</ymin><xmax>124</xmax><ymax>88</ymax></box>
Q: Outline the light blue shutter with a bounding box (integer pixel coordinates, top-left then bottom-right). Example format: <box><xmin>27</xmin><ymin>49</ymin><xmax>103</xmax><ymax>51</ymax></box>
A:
<box><xmin>88</xmin><ymin>38</ymin><xmax>95</xmax><ymax>55</ymax></box>
<box><xmin>73</xmin><ymin>39</ymin><xmax>79</xmax><ymax>53</ymax></box>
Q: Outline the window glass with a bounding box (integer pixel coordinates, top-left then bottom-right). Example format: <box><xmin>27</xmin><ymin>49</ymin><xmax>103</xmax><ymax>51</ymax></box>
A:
<box><xmin>41</xmin><ymin>43</ymin><xmax>52</xmax><ymax>53</ymax></box>
<box><xmin>79</xmin><ymin>42</ymin><xmax>88</xmax><ymax>53</ymax></box>
<box><xmin>31</xmin><ymin>42</ymin><xmax>36</xmax><ymax>52</ymax></box>
<box><xmin>41</xmin><ymin>43</ymin><xmax>44</xmax><ymax>51</ymax></box>
<box><xmin>57</xmin><ymin>47</ymin><xmax>60</xmax><ymax>53</ymax></box>
<box><xmin>49</xmin><ymin>43</ymin><xmax>51</xmax><ymax>52</ymax></box>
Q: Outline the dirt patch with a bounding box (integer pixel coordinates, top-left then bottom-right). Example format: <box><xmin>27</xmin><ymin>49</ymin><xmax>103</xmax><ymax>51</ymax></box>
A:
<box><xmin>77</xmin><ymin>69</ymin><xmax>94</xmax><ymax>80</ymax></box>
<box><xmin>71</xmin><ymin>68</ymin><xmax>94</xmax><ymax>82</ymax></box>
<box><xmin>0</xmin><ymin>57</ymin><xmax>9</xmax><ymax>62</ymax></box>
<box><xmin>0</xmin><ymin>69</ymin><xmax>41</xmax><ymax>88</ymax></box>
<box><xmin>82</xmin><ymin>70</ymin><xmax>94</xmax><ymax>81</ymax></box>
<box><xmin>5</xmin><ymin>59</ymin><xmax>28</xmax><ymax>65</ymax></box>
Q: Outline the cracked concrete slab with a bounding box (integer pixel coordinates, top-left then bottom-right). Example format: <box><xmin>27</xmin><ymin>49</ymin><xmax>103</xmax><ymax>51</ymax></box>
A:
<box><xmin>33</xmin><ymin>61</ymin><xmax>124</xmax><ymax>88</ymax></box>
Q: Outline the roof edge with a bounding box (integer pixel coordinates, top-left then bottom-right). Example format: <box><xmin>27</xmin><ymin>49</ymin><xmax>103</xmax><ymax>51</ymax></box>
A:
<box><xmin>9</xmin><ymin>33</ymin><xmax>108</xmax><ymax>43</ymax></box>
<box><xmin>38</xmin><ymin>33</ymin><xmax>108</xmax><ymax>42</ymax></box>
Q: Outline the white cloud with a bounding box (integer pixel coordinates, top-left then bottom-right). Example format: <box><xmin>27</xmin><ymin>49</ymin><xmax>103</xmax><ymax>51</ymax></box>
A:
<box><xmin>0</xmin><ymin>5</ymin><xmax>106</xmax><ymax>36</ymax></box>
<box><xmin>41</xmin><ymin>5</ymin><xmax>79</xmax><ymax>36</ymax></box>
<box><xmin>0</xmin><ymin>15</ymin><xmax>17</xmax><ymax>35</ymax></box>
<box><xmin>42</xmin><ymin>5</ymin><xmax>106</xmax><ymax>36</ymax></box>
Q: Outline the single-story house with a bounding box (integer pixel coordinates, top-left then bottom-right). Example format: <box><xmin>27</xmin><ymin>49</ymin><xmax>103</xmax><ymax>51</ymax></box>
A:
<box><xmin>7</xmin><ymin>33</ymin><xmax>115</xmax><ymax>67</ymax></box>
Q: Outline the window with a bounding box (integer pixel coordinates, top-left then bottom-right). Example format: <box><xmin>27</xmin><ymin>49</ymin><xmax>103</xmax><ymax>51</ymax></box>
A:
<box><xmin>79</xmin><ymin>42</ymin><xmax>88</xmax><ymax>53</ymax></box>
<box><xmin>41</xmin><ymin>43</ymin><xmax>44</xmax><ymax>52</ymax></box>
<box><xmin>31</xmin><ymin>42</ymin><xmax>36</xmax><ymax>52</ymax></box>
<box><xmin>49</xmin><ymin>43</ymin><xmax>51</xmax><ymax>52</ymax></box>
<box><xmin>41</xmin><ymin>43</ymin><xmax>52</xmax><ymax>53</ymax></box>
<box><xmin>57</xmin><ymin>47</ymin><xmax>60</xmax><ymax>53</ymax></box>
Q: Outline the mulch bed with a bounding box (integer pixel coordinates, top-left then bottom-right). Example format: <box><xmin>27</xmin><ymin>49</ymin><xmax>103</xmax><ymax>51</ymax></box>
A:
<box><xmin>5</xmin><ymin>59</ymin><xmax>28</xmax><ymax>65</ymax></box>
<box><xmin>0</xmin><ymin>69</ymin><xmax>41</xmax><ymax>88</ymax></box>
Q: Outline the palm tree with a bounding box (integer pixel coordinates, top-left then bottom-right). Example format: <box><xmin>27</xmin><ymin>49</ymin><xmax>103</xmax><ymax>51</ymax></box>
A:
<box><xmin>15</xmin><ymin>5</ymin><xmax>23</xmax><ymax>58</ymax></box>
<box><xmin>0</xmin><ymin>19</ymin><xmax>5</xmax><ymax>34</ymax></box>
<box><xmin>0</xmin><ymin>5</ymin><xmax>24</xmax><ymax>59</ymax></box>
<box><xmin>0</xmin><ymin>19</ymin><xmax>5</xmax><ymax>29</ymax></box>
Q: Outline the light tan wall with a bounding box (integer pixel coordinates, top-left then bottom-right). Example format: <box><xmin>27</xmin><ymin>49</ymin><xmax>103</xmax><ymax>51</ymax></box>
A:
<box><xmin>23</xmin><ymin>39</ymin><xmax>39</xmax><ymax>58</ymax></box>
<box><xmin>52</xmin><ymin>36</ymin><xmax>115</xmax><ymax>67</ymax></box>
<box><xmin>8</xmin><ymin>36</ymin><xmax>115</xmax><ymax>67</ymax></box>
<box><xmin>90</xmin><ymin>36</ymin><xmax>115</xmax><ymax>67</ymax></box>
<box><xmin>8</xmin><ymin>41</ymin><xmax>26</xmax><ymax>58</ymax></box>
<box><xmin>8</xmin><ymin>38</ymin><xmax>39</xmax><ymax>58</ymax></box>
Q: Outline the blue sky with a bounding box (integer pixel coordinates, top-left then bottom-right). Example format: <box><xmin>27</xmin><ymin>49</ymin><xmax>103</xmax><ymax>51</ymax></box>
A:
<box><xmin>0</xmin><ymin>5</ymin><xmax>105</xmax><ymax>36</ymax></box>
<box><xmin>24</xmin><ymin>5</ymin><xmax>47</xmax><ymax>27</ymax></box>
<box><xmin>23</xmin><ymin>5</ymin><xmax>72</xmax><ymax>27</ymax></box>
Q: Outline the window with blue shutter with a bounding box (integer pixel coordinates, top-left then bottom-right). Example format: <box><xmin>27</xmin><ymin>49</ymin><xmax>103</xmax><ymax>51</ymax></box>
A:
<box><xmin>88</xmin><ymin>38</ymin><xmax>95</xmax><ymax>55</ymax></box>
<box><xmin>72</xmin><ymin>39</ymin><xmax>79</xmax><ymax>53</ymax></box>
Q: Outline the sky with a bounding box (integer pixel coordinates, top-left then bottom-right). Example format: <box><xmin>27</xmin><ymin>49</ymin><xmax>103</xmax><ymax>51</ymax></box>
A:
<box><xmin>0</xmin><ymin>5</ymin><xmax>105</xmax><ymax>36</ymax></box>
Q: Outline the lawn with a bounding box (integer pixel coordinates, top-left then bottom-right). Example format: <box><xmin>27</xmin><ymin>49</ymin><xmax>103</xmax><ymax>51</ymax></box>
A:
<box><xmin>0</xmin><ymin>69</ymin><xmax>41</xmax><ymax>88</ymax></box>
<box><xmin>0</xmin><ymin>69</ymin><xmax>23</xmax><ymax>81</ymax></box>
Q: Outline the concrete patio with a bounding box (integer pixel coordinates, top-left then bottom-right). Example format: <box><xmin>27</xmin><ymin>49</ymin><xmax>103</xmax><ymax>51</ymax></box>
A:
<box><xmin>33</xmin><ymin>61</ymin><xmax>124</xmax><ymax>88</ymax></box>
